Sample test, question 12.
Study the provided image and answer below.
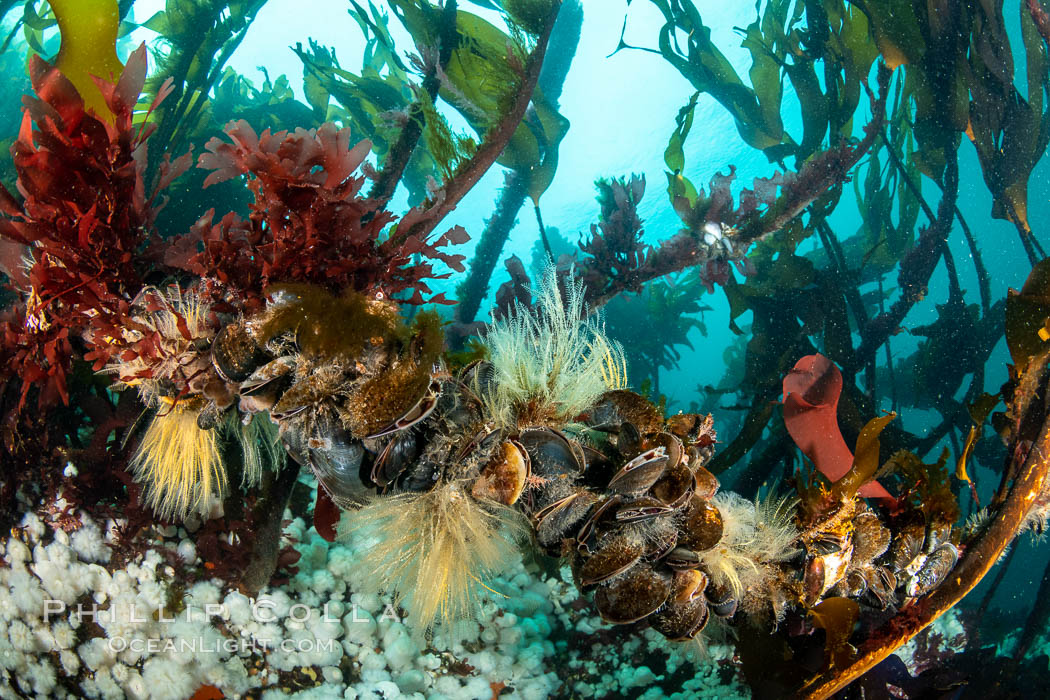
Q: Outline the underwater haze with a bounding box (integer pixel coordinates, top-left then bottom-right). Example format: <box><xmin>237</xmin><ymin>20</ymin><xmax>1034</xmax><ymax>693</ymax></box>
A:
<box><xmin>1</xmin><ymin>0</ymin><xmax>1050</xmax><ymax>699</ymax></box>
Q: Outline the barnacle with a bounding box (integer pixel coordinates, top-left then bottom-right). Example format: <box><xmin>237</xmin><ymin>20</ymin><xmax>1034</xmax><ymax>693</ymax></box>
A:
<box><xmin>480</xmin><ymin>263</ymin><xmax>625</xmax><ymax>428</ymax></box>
<box><xmin>341</xmin><ymin>481</ymin><xmax>526</xmax><ymax>638</ymax></box>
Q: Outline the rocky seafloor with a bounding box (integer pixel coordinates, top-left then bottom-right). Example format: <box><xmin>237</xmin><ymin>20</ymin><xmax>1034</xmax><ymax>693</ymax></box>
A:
<box><xmin>0</xmin><ymin>483</ymin><xmax>750</xmax><ymax>700</ymax></box>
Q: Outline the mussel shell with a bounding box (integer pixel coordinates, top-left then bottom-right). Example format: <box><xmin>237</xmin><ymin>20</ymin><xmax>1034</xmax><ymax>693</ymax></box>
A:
<box><xmin>594</xmin><ymin>564</ymin><xmax>672</xmax><ymax>624</ymax></box>
<box><xmin>365</xmin><ymin>379</ymin><xmax>441</xmax><ymax>439</ymax></box>
<box><xmin>906</xmin><ymin>543</ymin><xmax>958</xmax><ymax>598</ymax></box>
<box><xmin>840</xmin><ymin>569</ymin><xmax>869</xmax><ymax>598</ymax></box>
<box><xmin>808</xmin><ymin>543</ymin><xmax>854</xmax><ymax>602</ymax></box>
<box><xmin>705</xmin><ymin>583</ymin><xmax>738</xmax><ymax>618</ymax></box>
<box><xmin>852</xmin><ymin>511</ymin><xmax>891</xmax><ymax>564</ymax></box>
<box><xmin>518</xmin><ymin>427</ymin><xmax>583</xmax><ymax>479</ymax></box>
<box><xmin>809</xmin><ymin>531</ymin><xmax>851</xmax><ymax>556</ymax></box>
<box><xmin>577</xmin><ymin>535</ymin><xmax>644</xmax><ymax>587</ymax></box>
<box><xmin>398</xmin><ymin>455</ymin><xmax>443</xmax><ymax>493</ymax></box>
<box><xmin>240</xmin><ymin>355</ymin><xmax>296</xmax><ymax>396</ymax></box>
<box><xmin>649</xmin><ymin>432</ymin><xmax>684</xmax><ymax>468</ymax></box>
<box><xmin>288</xmin><ymin>418</ymin><xmax>370</xmax><ymax>506</ymax></box>
<box><xmin>803</xmin><ymin>556</ymin><xmax>826</xmax><ymax>606</ymax></box>
<box><xmin>196</xmin><ymin>401</ymin><xmax>224</xmax><ymax>430</ymax></box>
<box><xmin>458</xmin><ymin>359</ymin><xmax>494</xmax><ymax>400</ymax></box>
<box><xmin>666</xmin><ymin>412</ymin><xmax>716</xmax><ymax>445</ymax></box>
<box><xmin>643</xmin><ymin>525</ymin><xmax>679</xmax><ymax>562</ymax></box>
<box><xmin>371</xmin><ymin>431</ymin><xmax>420</xmax><ymax>488</ymax></box>
<box><xmin>649</xmin><ymin>462</ymin><xmax>696</xmax><ymax>510</ymax></box>
<box><xmin>584</xmin><ymin>390</ymin><xmax>664</xmax><ymax>435</ymax></box>
<box><xmin>650</xmin><ymin>570</ymin><xmax>710</xmax><ymax>640</ymax></box>
<box><xmin>614</xmin><ymin>496</ymin><xmax>674</xmax><ymax>523</ymax></box>
<box><xmin>472</xmin><ymin>440</ymin><xmax>531</xmax><ymax>505</ymax></box>
<box><xmin>579</xmin><ymin>444</ymin><xmax>614</xmax><ymax>474</ymax></box>
<box><xmin>708</xmin><ymin>598</ymin><xmax>737</xmax><ymax>619</ymax></box>
<box><xmin>454</xmin><ymin>427</ymin><xmax>500</xmax><ymax>463</ymax></box>
<box><xmin>608</xmin><ymin>390</ymin><xmax>665</xmax><ymax>434</ymax></box>
<box><xmin>868</xmin><ymin>565</ymin><xmax>898</xmax><ymax>606</ymax></box>
<box><xmin>888</xmin><ymin>517</ymin><xmax>927</xmax><ymax>571</ymax></box>
<box><xmin>693</xmin><ymin>466</ymin><xmax>720</xmax><ymax>500</ymax></box>
<box><xmin>535</xmin><ymin>490</ymin><xmax>598</xmax><ymax>551</ymax></box>
<box><xmin>270</xmin><ymin>376</ymin><xmax>321</xmax><ymax>421</ymax></box>
<box><xmin>673</xmin><ymin>569</ymin><xmax>709</xmax><ymax>602</ymax></box>
<box><xmin>575</xmin><ymin>495</ymin><xmax>623</xmax><ymax>553</ymax></box>
<box><xmin>607</xmin><ymin>446</ymin><xmax>669</xmax><ymax>495</ymax></box>
<box><xmin>617</xmin><ymin>421</ymin><xmax>643</xmax><ymax>458</ymax></box>
<box><xmin>677</xmin><ymin>495</ymin><xmax>724</xmax><ymax>553</ymax></box>
<box><xmin>665</xmin><ymin>547</ymin><xmax>701</xmax><ymax>570</ymax></box>
<box><xmin>212</xmin><ymin>322</ymin><xmax>266</xmax><ymax>384</ymax></box>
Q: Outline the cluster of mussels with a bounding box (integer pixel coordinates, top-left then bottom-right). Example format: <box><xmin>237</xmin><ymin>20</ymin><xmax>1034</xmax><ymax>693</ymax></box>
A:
<box><xmin>355</xmin><ymin>362</ymin><xmax>735</xmax><ymax>641</ymax></box>
<box><xmin>202</xmin><ymin>288</ymin><xmax>737</xmax><ymax>639</ymax></box>
<box><xmin>206</xmin><ymin>285</ymin><xmax>444</xmax><ymax>505</ymax></box>
<box><xmin>802</xmin><ymin>503</ymin><xmax>960</xmax><ymax>608</ymax></box>
<box><xmin>142</xmin><ymin>282</ymin><xmax>959</xmax><ymax>642</ymax></box>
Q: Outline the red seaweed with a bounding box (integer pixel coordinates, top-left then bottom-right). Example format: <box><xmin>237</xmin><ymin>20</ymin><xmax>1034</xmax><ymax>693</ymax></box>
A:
<box><xmin>173</xmin><ymin>120</ymin><xmax>468</xmax><ymax>311</ymax></box>
<box><xmin>782</xmin><ymin>354</ymin><xmax>893</xmax><ymax>500</ymax></box>
<box><xmin>0</xmin><ymin>44</ymin><xmax>185</xmax><ymax>409</ymax></box>
<box><xmin>313</xmin><ymin>486</ymin><xmax>340</xmax><ymax>542</ymax></box>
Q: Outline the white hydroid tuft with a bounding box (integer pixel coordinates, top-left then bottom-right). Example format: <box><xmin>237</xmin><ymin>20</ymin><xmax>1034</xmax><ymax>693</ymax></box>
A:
<box><xmin>340</xmin><ymin>482</ymin><xmax>526</xmax><ymax>639</ymax></box>
<box><xmin>480</xmin><ymin>264</ymin><xmax>625</xmax><ymax>428</ymax></box>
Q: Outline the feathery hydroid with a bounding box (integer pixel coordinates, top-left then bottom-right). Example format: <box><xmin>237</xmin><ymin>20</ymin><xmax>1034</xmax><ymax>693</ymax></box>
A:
<box><xmin>131</xmin><ymin>399</ymin><xmax>225</xmax><ymax>521</ymax></box>
<box><xmin>698</xmin><ymin>490</ymin><xmax>800</xmax><ymax>612</ymax></box>
<box><xmin>341</xmin><ymin>481</ymin><xmax>525</xmax><ymax>638</ymax></box>
<box><xmin>480</xmin><ymin>264</ymin><xmax>625</xmax><ymax>427</ymax></box>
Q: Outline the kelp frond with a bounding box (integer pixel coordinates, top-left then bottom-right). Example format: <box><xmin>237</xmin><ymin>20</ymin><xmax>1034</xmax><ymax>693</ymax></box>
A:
<box><xmin>131</xmin><ymin>399</ymin><xmax>226</xmax><ymax>521</ymax></box>
<box><xmin>480</xmin><ymin>264</ymin><xmax>626</xmax><ymax>428</ymax></box>
<box><xmin>341</xmin><ymin>482</ymin><xmax>525</xmax><ymax>639</ymax></box>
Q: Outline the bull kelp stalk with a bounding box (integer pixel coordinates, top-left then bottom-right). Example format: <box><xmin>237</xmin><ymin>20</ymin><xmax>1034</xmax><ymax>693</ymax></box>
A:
<box><xmin>240</xmin><ymin>457</ymin><xmax>302</xmax><ymax>593</ymax></box>
<box><xmin>1015</xmin><ymin>553</ymin><xmax>1050</xmax><ymax>660</ymax></box>
<box><xmin>393</xmin><ymin>1</ymin><xmax>562</xmax><ymax>247</ymax></box>
<box><xmin>142</xmin><ymin>0</ymin><xmax>267</xmax><ymax>182</ymax></box>
<box><xmin>617</xmin><ymin>0</ymin><xmax>1047</xmax><ymax>500</ymax></box>
<box><xmin>454</xmin><ymin>0</ymin><xmax>583</xmax><ymax>329</ymax></box>
<box><xmin>801</xmin><ymin>374</ymin><xmax>1050</xmax><ymax>698</ymax></box>
<box><xmin>366</xmin><ymin>0</ymin><xmax>460</xmax><ymax>205</ymax></box>
<box><xmin>847</xmin><ymin>151</ymin><xmax>959</xmax><ymax>373</ymax></box>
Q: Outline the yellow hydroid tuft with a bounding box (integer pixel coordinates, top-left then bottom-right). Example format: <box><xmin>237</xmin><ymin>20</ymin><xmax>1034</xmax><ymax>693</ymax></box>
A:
<box><xmin>341</xmin><ymin>482</ymin><xmax>525</xmax><ymax>639</ymax></box>
<box><xmin>131</xmin><ymin>399</ymin><xmax>226</xmax><ymax>521</ymax></box>
<box><xmin>598</xmin><ymin>342</ymin><xmax>629</xmax><ymax>390</ymax></box>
